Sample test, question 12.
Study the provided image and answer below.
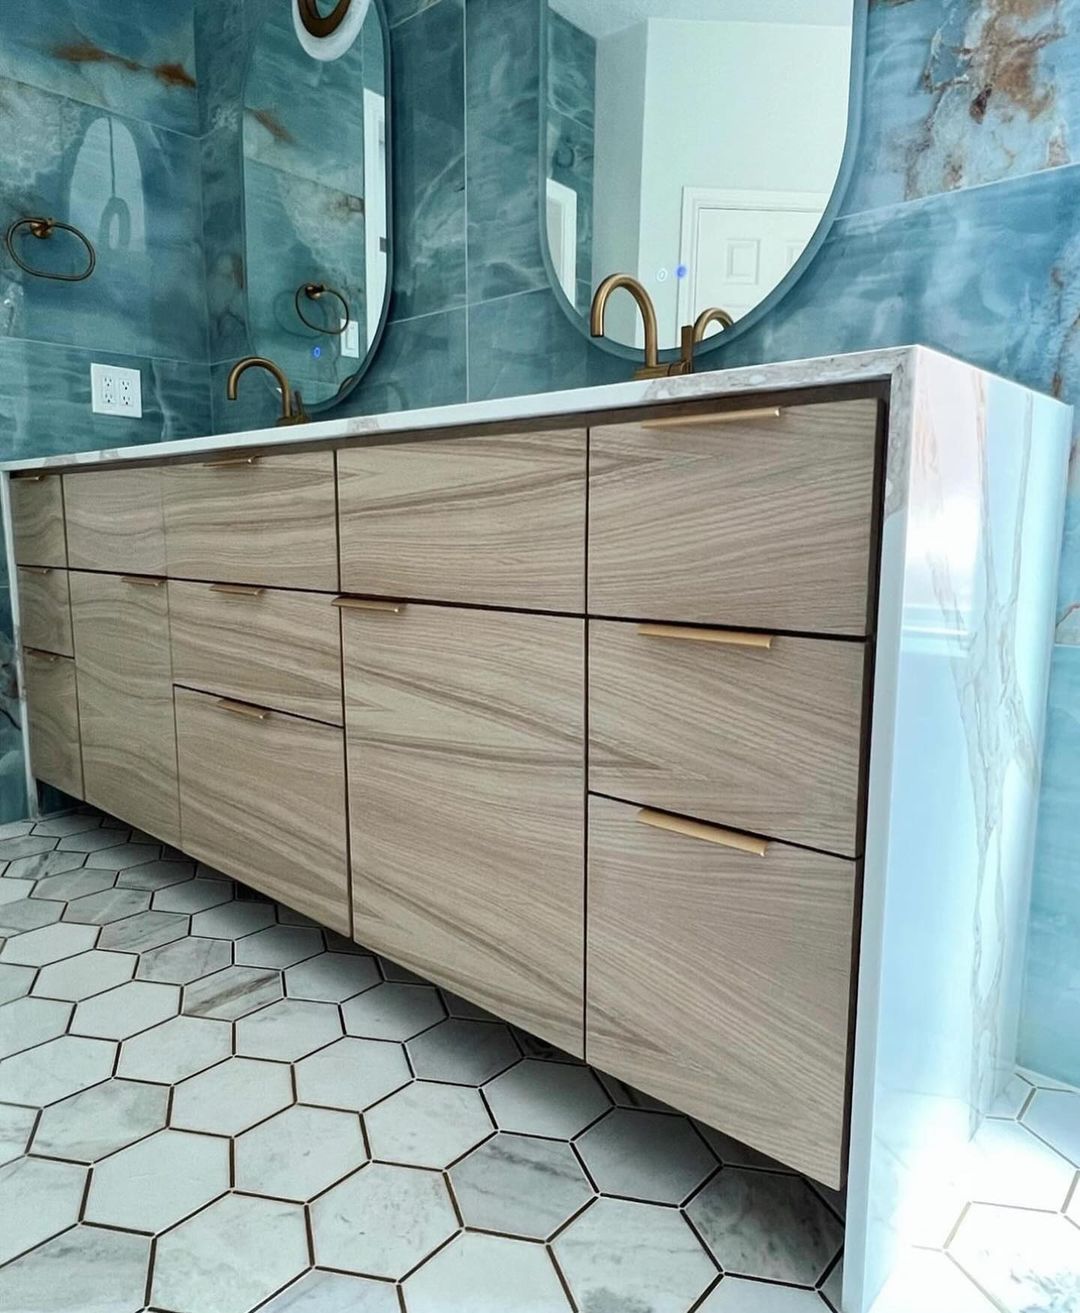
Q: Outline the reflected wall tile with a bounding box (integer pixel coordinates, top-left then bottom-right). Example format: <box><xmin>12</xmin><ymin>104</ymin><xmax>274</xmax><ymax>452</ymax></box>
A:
<box><xmin>466</xmin><ymin>0</ymin><xmax>546</xmax><ymax>303</ymax></box>
<box><xmin>468</xmin><ymin>289</ymin><xmax>588</xmax><ymax>401</ymax></box>
<box><xmin>844</xmin><ymin>0</ymin><xmax>1080</xmax><ymax>214</ymax></box>
<box><xmin>1020</xmin><ymin>643</ymin><xmax>1080</xmax><ymax>1087</ymax></box>
<box><xmin>0</xmin><ymin>0</ymin><xmax>198</xmax><ymax>135</ymax></box>
<box><xmin>385</xmin><ymin>0</ymin><xmax>444</xmax><ymax>28</ymax></box>
<box><xmin>547</xmin><ymin>10</ymin><xmax>596</xmax><ymax>134</ymax></box>
<box><xmin>194</xmin><ymin>0</ymin><xmax>246</xmax><ymax>134</ymax></box>
<box><xmin>342</xmin><ymin>308</ymin><xmax>467</xmax><ymax>416</ymax></box>
<box><xmin>389</xmin><ymin>0</ymin><xmax>466</xmax><ymax>320</ymax></box>
<box><xmin>547</xmin><ymin>111</ymin><xmax>595</xmax><ymax>316</ymax></box>
<box><xmin>202</xmin><ymin>120</ymin><xmax>248</xmax><ymax>365</ymax></box>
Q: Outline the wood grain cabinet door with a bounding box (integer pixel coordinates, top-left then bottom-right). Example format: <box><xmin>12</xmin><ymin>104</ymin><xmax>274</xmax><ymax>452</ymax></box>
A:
<box><xmin>23</xmin><ymin>650</ymin><xmax>82</xmax><ymax>797</ymax></box>
<box><xmin>175</xmin><ymin>688</ymin><xmax>350</xmax><ymax>934</ymax></box>
<box><xmin>337</xmin><ymin>429</ymin><xmax>587</xmax><ymax>612</ymax></box>
<box><xmin>17</xmin><ymin>568</ymin><xmax>73</xmax><ymax>657</ymax></box>
<box><xmin>587</xmin><ymin>796</ymin><xmax>856</xmax><ymax>1188</ymax></box>
<box><xmin>343</xmin><ymin>602</ymin><xmax>586</xmax><ymax>1056</ymax></box>
<box><xmin>69</xmin><ymin>571</ymin><xmax>179</xmax><ymax>846</ymax></box>
<box><xmin>10</xmin><ymin>475</ymin><xmax>66</xmax><ymax>568</ymax></box>
<box><xmin>588</xmin><ymin>400</ymin><xmax>881</xmax><ymax>635</ymax></box>
<box><xmin>64</xmin><ymin>468</ymin><xmax>166</xmax><ymax>575</ymax></box>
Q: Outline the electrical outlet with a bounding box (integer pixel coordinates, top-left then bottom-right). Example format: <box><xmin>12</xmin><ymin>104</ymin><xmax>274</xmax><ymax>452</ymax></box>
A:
<box><xmin>340</xmin><ymin>317</ymin><xmax>360</xmax><ymax>360</ymax></box>
<box><xmin>91</xmin><ymin>364</ymin><xmax>142</xmax><ymax>418</ymax></box>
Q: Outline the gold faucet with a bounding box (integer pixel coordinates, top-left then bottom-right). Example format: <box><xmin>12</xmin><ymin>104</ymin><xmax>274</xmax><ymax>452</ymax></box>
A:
<box><xmin>677</xmin><ymin>307</ymin><xmax>735</xmax><ymax>375</ymax></box>
<box><xmin>226</xmin><ymin>356</ymin><xmax>309</xmax><ymax>426</ymax></box>
<box><xmin>590</xmin><ymin>274</ymin><xmax>670</xmax><ymax>380</ymax></box>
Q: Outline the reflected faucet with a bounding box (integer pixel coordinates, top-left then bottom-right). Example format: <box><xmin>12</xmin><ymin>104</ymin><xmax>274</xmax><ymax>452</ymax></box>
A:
<box><xmin>590</xmin><ymin>274</ymin><xmax>669</xmax><ymax>380</ymax></box>
<box><xmin>678</xmin><ymin>307</ymin><xmax>735</xmax><ymax>375</ymax></box>
<box><xmin>226</xmin><ymin>356</ymin><xmax>309</xmax><ymax>427</ymax></box>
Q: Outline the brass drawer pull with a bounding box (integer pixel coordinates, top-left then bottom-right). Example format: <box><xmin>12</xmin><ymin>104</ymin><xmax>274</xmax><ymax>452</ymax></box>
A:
<box><xmin>210</xmin><ymin>584</ymin><xmax>266</xmax><ymax>598</ymax></box>
<box><xmin>216</xmin><ymin>699</ymin><xmax>270</xmax><ymax>722</ymax></box>
<box><xmin>202</xmin><ymin>455</ymin><xmax>260</xmax><ymax>469</ymax></box>
<box><xmin>15</xmin><ymin>473</ymin><xmax>47</xmax><ymax>482</ymax></box>
<box><xmin>637</xmin><ymin>808</ymin><xmax>769</xmax><ymax>858</ymax></box>
<box><xmin>122</xmin><ymin>576</ymin><xmax>165</xmax><ymax>588</ymax></box>
<box><xmin>637</xmin><ymin>624</ymin><xmax>773</xmax><ymax>651</ymax></box>
<box><xmin>25</xmin><ymin>648</ymin><xmax>61</xmax><ymax>664</ymax></box>
<box><xmin>642</xmin><ymin>406</ymin><xmax>781</xmax><ymax>430</ymax></box>
<box><xmin>333</xmin><ymin>597</ymin><xmax>403</xmax><ymax>614</ymax></box>
<box><xmin>21</xmin><ymin>566</ymin><xmax>53</xmax><ymax>576</ymax></box>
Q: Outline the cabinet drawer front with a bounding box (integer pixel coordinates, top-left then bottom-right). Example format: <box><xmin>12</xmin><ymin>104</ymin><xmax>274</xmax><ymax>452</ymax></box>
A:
<box><xmin>587</xmin><ymin>796</ymin><xmax>855</xmax><ymax>1188</ymax></box>
<box><xmin>344</xmin><ymin>603</ymin><xmax>585</xmax><ymax>1054</ymax></box>
<box><xmin>10</xmin><ymin>475</ymin><xmax>66</xmax><ymax>568</ymax></box>
<box><xmin>24</xmin><ymin>650</ymin><xmax>82</xmax><ymax>797</ymax></box>
<box><xmin>64</xmin><ymin>468</ymin><xmax>165</xmax><ymax>574</ymax></box>
<box><xmin>18</xmin><ymin>568</ymin><xmax>73</xmax><ymax>658</ymax></box>
<box><xmin>70</xmin><ymin>572</ymin><xmax>179</xmax><ymax>846</ymax></box>
<box><xmin>163</xmin><ymin>452</ymin><xmax>338</xmax><ymax>590</ymax></box>
<box><xmin>590</xmin><ymin>621</ymin><xmax>866</xmax><ymax>856</ymax></box>
<box><xmin>170</xmin><ymin>583</ymin><xmax>342</xmax><ymax>725</ymax></box>
<box><xmin>337</xmin><ymin>430</ymin><xmax>586</xmax><ymax>611</ymax></box>
<box><xmin>176</xmin><ymin>687</ymin><xmax>349</xmax><ymax>934</ymax></box>
<box><xmin>589</xmin><ymin>400</ymin><xmax>881</xmax><ymax>635</ymax></box>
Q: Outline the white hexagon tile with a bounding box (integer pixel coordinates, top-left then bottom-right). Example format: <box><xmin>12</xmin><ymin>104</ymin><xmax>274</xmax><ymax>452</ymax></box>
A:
<box><xmin>1</xmin><ymin>806</ymin><xmax>1077</xmax><ymax>1313</ymax></box>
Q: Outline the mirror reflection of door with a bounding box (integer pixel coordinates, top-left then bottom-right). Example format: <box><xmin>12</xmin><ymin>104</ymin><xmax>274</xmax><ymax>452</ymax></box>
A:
<box><xmin>543</xmin><ymin>0</ymin><xmax>855</xmax><ymax>352</ymax></box>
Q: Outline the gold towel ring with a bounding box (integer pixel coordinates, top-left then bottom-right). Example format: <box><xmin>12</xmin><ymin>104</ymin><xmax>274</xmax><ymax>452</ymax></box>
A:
<box><xmin>297</xmin><ymin>0</ymin><xmax>353</xmax><ymax>37</ymax></box>
<box><xmin>295</xmin><ymin>282</ymin><xmax>350</xmax><ymax>335</ymax></box>
<box><xmin>4</xmin><ymin>217</ymin><xmax>97</xmax><ymax>283</ymax></box>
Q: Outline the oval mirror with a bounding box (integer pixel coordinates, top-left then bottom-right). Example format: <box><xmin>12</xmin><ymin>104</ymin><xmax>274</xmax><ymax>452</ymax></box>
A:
<box><xmin>542</xmin><ymin>0</ymin><xmax>861</xmax><ymax>361</ymax></box>
<box><xmin>242</xmin><ymin>0</ymin><xmax>391</xmax><ymax>412</ymax></box>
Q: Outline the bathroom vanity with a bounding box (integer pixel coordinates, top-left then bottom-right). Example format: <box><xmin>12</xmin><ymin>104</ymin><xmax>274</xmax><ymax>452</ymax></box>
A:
<box><xmin>1</xmin><ymin>348</ymin><xmax>1070</xmax><ymax>1313</ymax></box>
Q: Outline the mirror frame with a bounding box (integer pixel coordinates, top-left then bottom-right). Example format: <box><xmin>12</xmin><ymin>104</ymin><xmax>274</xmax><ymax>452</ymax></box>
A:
<box><xmin>538</xmin><ymin>0</ymin><xmax>868</xmax><ymax>368</ymax></box>
<box><xmin>240</xmin><ymin>0</ymin><xmax>394</xmax><ymax>416</ymax></box>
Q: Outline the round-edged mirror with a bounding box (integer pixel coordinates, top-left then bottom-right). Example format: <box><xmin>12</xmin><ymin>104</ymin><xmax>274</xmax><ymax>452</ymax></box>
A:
<box><xmin>242</xmin><ymin>0</ymin><xmax>391</xmax><ymax>413</ymax></box>
<box><xmin>541</xmin><ymin>0</ymin><xmax>862</xmax><ymax>363</ymax></box>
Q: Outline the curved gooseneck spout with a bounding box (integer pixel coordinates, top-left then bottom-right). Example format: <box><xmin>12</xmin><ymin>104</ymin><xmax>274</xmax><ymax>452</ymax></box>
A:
<box><xmin>226</xmin><ymin>356</ymin><xmax>308</xmax><ymax>427</ymax></box>
<box><xmin>679</xmin><ymin>306</ymin><xmax>736</xmax><ymax>374</ymax></box>
<box><xmin>590</xmin><ymin>274</ymin><xmax>665</xmax><ymax>380</ymax></box>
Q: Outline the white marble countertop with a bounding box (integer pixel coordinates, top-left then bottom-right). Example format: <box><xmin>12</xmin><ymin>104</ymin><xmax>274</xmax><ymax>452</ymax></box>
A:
<box><xmin>0</xmin><ymin>347</ymin><xmax>925</xmax><ymax>473</ymax></box>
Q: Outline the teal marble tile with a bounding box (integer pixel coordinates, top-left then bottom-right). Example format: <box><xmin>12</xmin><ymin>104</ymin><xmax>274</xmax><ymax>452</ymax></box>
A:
<box><xmin>546</xmin><ymin>10</ymin><xmax>595</xmax><ymax>134</ymax></box>
<box><xmin>0</xmin><ymin>0</ymin><xmax>199</xmax><ymax>136</ymax></box>
<box><xmin>341</xmin><ymin>308</ymin><xmax>466</xmax><ymax>415</ymax></box>
<box><xmin>468</xmin><ymin>289</ymin><xmax>588</xmax><ymax>400</ymax></box>
<box><xmin>385</xmin><ymin>0</ymin><xmax>444</xmax><ymax>28</ymax></box>
<box><xmin>1020</xmin><ymin>644</ymin><xmax>1080</xmax><ymax>1087</ymax></box>
<box><xmin>202</xmin><ymin>122</ymin><xmax>248</xmax><ymax>365</ymax></box>
<box><xmin>194</xmin><ymin>0</ymin><xmax>246</xmax><ymax>134</ymax></box>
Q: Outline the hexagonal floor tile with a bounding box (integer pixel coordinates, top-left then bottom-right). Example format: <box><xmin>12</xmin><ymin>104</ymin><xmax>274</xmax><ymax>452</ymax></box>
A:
<box><xmin>0</xmin><ymin>996</ymin><xmax>71</xmax><ymax>1059</ymax></box>
<box><xmin>484</xmin><ymin>1059</ymin><xmax>610</xmax><ymax>1137</ymax></box>
<box><xmin>694</xmin><ymin>1123</ymin><xmax>794</xmax><ymax>1173</ymax></box>
<box><xmin>286</xmin><ymin>951</ymin><xmax>380</xmax><ymax>1003</ymax></box>
<box><xmin>0</xmin><ymin>835</ymin><xmax>57</xmax><ymax>860</ymax></box>
<box><xmin>949</xmin><ymin>1202</ymin><xmax>1080</xmax><ymax>1312</ymax></box>
<box><xmin>31</xmin><ymin>949</ymin><xmax>136</xmax><ymax>1001</ymax></box>
<box><xmin>0</xmin><ymin>1103</ymin><xmax>37</xmax><ymax>1166</ymax></box>
<box><xmin>235</xmin><ymin>1104</ymin><xmax>367</xmax><ymax>1201</ymax></box>
<box><xmin>151</xmin><ymin>1194</ymin><xmax>309</xmax><ymax>1313</ymax></box>
<box><xmin>365</xmin><ymin>1080</ymin><xmax>492</xmax><ymax>1168</ymax></box>
<box><xmin>115</xmin><ymin>857</ymin><xmax>196</xmax><ymax>891</ymax></box>
<box><xmin>0</xmin><ymin>895</ymin><xmax>63</xmax><ymax>934</ymax></box>
<box><xmin>31</xmin><ymin>867</ymin><xmax>116</xmax><ymax>902</ymax></box>
<box><xmin>312</xmin><ymin>1162</ymin><xmax>458</xmax><ymax>1277</ymax></box>
<box><xmin>190</xmin><ymin>901</ymin><xmax>276</xmax><ymax>940</ymax></box>
<box><xmin>867</xmin><ymin>1249</ymin><xmax>997</xmax><ymax>1313</ymax></box>
<box><xmin>55</xmin><ymin>829</ymin><xmax>126</xmax><ymax>854</ymax></box>
<box><xmin>7</xmin><ymin>851</ymin><xmax>86</xmax><ymax>883</ymax></box>
<box><xmin>152</xmin><ymin>877</ymin><xmax>234</xmax><ymax>915</ymax></box>
<box><xmin>0</xmin><ymin>921</ymin><xmax>97</xmax><ymax>966</ymax></box>
<box><xmin>0</xmin><ymin>1224</ymin><xmax>150</xmax><ymax>1313</ymax></box>
<box><xmin>83</xmin><ymin>842</ymin><xmax>160</xmax><ymax>869</ymax></box>
<box><xmin>31</xmin><ymin>1078</ymin><xmax>169</xmax><ymax>1162</ymax></box>
<box><xmin>553</xmin><ymin>1197</ymin><xmax>716</xmax><ymax>1313</ymax></box>
<box><xmin>0</xmin><ymin>962</ymin><xmax>35</xmax><ymax>1004</ymax></box>
<box><xmin>407</xmin><ymin>1019</ymin><xmax>520</xmax><ymax>1086</ymax></box>
<box><xmin>1022</xmin><ymin>1087</ymin><xmax>1080</xmax><ymax>1165</ymax></box>
<box><xmin>576</xmin><ymin>1108</ymin><xmax>718</xmax><ymax>1204</ymax></box>
<box><xmin>96</xmin><ymin>909</ymin><xmax>188</xmax><ymax>953</ymax></box>
<box><xmin>234</xmin><ymin>925</ymin><xmax>324</xmax><ymax>968</ymax></box>
<box><xmin>71</xmin><ymin>980</ymin><xmax>180</xmax><ymax>1039</ymax></box>
<box><xmin>0</xmin><ymin>1156</ymin><xmax>87</xmax><ymax>1263</ymax></box>
<box><xmin>342</xmin><ymin>982</ymin><xmax>446</xmax><ymax>1041</ymax></box>
<box><xmin>183</xmin><ymin>964</ymin><xmax>284</xmax><ymax>1019</ymax></box>
<box><xmin>259</xmin><ymin>1269</ymin><xmax>400</xmax><ymax>1313</ymax></box>
<box><xmin>61</xmin><ymin>887</ymin><xmax>151</xmax><ymax>925</ymax></box>
<box><xmin>964</xmin><ymin>1117</ymin><xmax>1076</xmax><ymax>1210</ymax></box>
<box><xmin>295</xmin><ymin>1037</ymin><xmax>410</xmax><ymax>1112</ymax></box>
<box><xmin>404</xmin><ymin>1232</ymin><xmax>573</xmax><ymax>1313</ymax></box>
<box><xmin>31</xmin><ymin>814</ymin><xmax>101</xmax><ymax>839</ymax></box>
<box><xmin>687</xmin><ymin>1169</ymin><xmax>843</xmax><ymax>1285</ymax></box>
<box><xmin>136</xmin><ymin>934</ymin><xmax>231</xmax><ymax>985</ymax></box>
<box><xmin>698</xmin><ymin>1277</ymin><xmax>825</xmax><ymax>1310</ymax></box>
<box><xmin>235</xmin><ymin>998</ymin><xmax>343</xmax><ymax>1061</ymax></box>
<box><xmin>450</xmin><ymin>1132</ymin><xmax>594</xmax><ymax>1238</ymax></box>
<box><xmin>0</xmin><ymin>879</ymin><xmax>42</xmax><ymax>907</ymax></box>
<box><xmin>0</xmin><ymin>1035</ymin><xmax>116</xmax><ymax>1106</ymax></box>
<box><xmin>171</xmin><ymin>1056</ymin><xmax>294</xmax><ymax>1134</ymax></box>
<box><xmin>117</xmin><ymin>1014</ymin><xmax>231</xmax><ymax>1083</ymax></box>
<box><xmin>85</xmin><ymin>1127</ymin><xmax>229</xmax><ymax>1232</ymax></box>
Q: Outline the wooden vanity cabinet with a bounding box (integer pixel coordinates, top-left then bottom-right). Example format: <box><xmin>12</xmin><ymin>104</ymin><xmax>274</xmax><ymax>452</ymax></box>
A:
<box><xmin>22</xmin><ymin>648</ymin><xmax>82</xmax><ymax>797</ymax></box>
<box><xmin>10</xmin><ymin>474</ymin><xmax>66</xmax><ymax>568</ymax></box>
<box><xmin>17</xmin><ymin>568</ymin><xmax>73</xmax><ymax>658</ymax></box>
<box><xmin>69</xmin><ymin>571</ymin><xmax>179</xmax><ymax>846</ymax></box>
<box><xmin>343</xmin><ymin>602</ymin><xmax>586</xmax><ymax>1056</ymax></box>
<box><xmin>64</xmin><ymin>468</ymin><xmax>166</xmax><ymax>575</ymax></box>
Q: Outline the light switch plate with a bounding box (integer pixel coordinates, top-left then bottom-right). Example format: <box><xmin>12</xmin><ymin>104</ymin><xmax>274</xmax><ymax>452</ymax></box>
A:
<box><xmin>91</xmin><ymin>363</ymin><xmax>143</xmax><ymax>418</ymax></box>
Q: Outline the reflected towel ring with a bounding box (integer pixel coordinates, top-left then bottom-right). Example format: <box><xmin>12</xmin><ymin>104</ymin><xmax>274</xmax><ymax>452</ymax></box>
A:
<box><xmin>295</xmin><ymin>282</ymin><xmax>350</xmax><ymax>335</ymax></box>
<box><xmin>297</xmin><ymin>0</ymin><xmax>353</xmax><ymax>37</ymax></box>
<box><xmin>4</xmin><ymin>217</ymin><xmax>97</xmax><ymax>282</ymax></box>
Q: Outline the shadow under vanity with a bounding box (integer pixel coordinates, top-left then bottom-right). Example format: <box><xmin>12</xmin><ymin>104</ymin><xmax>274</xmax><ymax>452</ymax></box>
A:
<box><xmin>2</xmin><ymin>347</ymin><xmax>1071</xmax><ymax>1313</ymax></box>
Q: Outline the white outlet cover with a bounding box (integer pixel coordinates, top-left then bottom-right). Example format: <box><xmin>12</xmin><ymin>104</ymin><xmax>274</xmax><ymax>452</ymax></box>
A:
<box><xmin>91</xmin><ymin>363</ymin><xmax>143</xmax><ymax>418</ymax></box>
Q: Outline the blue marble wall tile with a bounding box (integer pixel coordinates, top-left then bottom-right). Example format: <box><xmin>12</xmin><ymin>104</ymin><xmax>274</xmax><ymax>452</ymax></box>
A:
<box><xmin>388</xmin><ymin>0</ymin><xmax>466</xmax><ymax>320</ymax></box>
<box><xmin>0</xmin><ymin>0</ymin><xmax>199</xmax><ymax>135</ymax></box>
<box><xmin>0</xmin><ymin>77</ymin><xmax>208</xmax><ymax>363</ymax></box>
<box><xmin>547</xmin><ymin>9</ymin><xmax>595</xmax><ymax>133</ymax></box>
<box><xmin>342</xmin><ymin>307</ymin><xmax>467</xmax><ymax>415</ymax></box>
<box><xmin>202</xmin><ymin>120</ymin><xmax>249</xmax><ymax>365</ymax></box>
<box><xmin>467</xmin><ymin>288</ymin><xmax>591</xmax><ymax>400</ymax></box>
<box><xmin>1020</xmin><ymin>644</ymin><xmax>1080</xmax><ymax>1086</ymax></box>
<box><xmin>384</xmin><ymin>0</ymin><xmax>443</xmax><ymax>28</ymax></box>
<box><xmin>465</xmin><ymin>0</ymin><xmax>546</xmax><ymax>303</ymax></box>
<box><xmin>194</xmin><ymin>0</ymin><xmax>246</xmax><ymax>133</ymax></box>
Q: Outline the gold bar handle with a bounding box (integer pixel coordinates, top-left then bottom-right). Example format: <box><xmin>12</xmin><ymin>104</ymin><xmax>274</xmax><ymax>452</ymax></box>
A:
<box><xmin>216</xmin><ymin>699</ymin><xmax>269</xmax><ymax>722</ymax></box>
<box><xmin>25</xmin><ymin>648</ymin><xmax>60</xmax><ymax>664</ymax></box>
<box><xmin>202</xmin><ymin>455</ymin><xmax>260</xmax><ymax>469</ymax></box>
<box><xmin>210</xmin><ymin>584</ymin><xmax>265</xmax><ymax>597</ymax></box>
<box><xmin>333</xmin><ymin>597</ymin><xmax>403</xmax><ymax>614</ymax></box>
<box><xmin>637</xmin><ymin>808</ymin><xmax>769</xmax><ymax>858</ymax></box>
<box><xmin>121</xmin><ymin>576</ymin><xmax>165</xmax><ymax>588</ymax></box>
<box><xmin>20</xmin><ymin>566</ymin><xmax>52</xmax><ymax>576</ymax></box>
<box><xmin>637</xmin><ymin>623</ymin><xmax>773</xmax><ymax>651</ymax></box>
<box><xmin>15</xmin><ymin>473</ymin><xmax>47</xmax><ymax>482</ymax></box>
<box><xmin>643</xmin><ymin>406</ymin><xmax>781</xmax><ymax>430</ymax></box>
